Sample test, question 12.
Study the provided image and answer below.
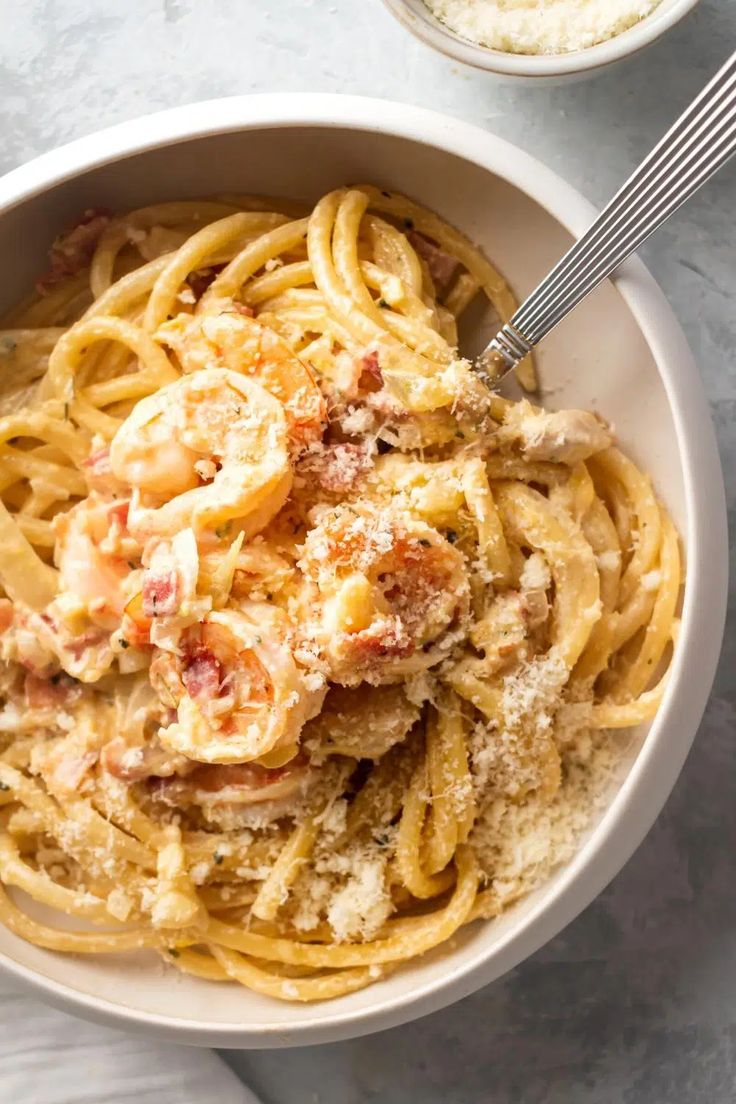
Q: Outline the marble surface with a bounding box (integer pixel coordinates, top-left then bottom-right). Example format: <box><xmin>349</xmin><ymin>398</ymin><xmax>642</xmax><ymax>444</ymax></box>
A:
<box><xmin>0</xmin><ymin>1</ymin><xmax>734</xmax><ymax>1101</ymax></box>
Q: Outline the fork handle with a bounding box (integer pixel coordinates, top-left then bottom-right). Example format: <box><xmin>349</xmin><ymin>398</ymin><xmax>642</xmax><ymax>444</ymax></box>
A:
<box><xmin>478</xmin><ymin>48</ymin><xmax>736</xmax><ymax>381</ymax></box>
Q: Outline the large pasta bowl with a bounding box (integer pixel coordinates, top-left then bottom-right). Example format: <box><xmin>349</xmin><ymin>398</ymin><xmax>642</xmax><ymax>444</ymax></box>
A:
<box><xmin>0</xmin><ymin>94</ymin><xmax>727</xmax><ymax>1047</ymax></box>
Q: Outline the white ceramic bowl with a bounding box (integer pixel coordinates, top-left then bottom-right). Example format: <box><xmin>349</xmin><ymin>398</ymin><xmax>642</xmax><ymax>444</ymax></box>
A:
<box><xmin>380</xmin><ymin>0</ymin><xmax>701</xmax><ymax>80</ymax></box>
<box><xmin>0</xmin><ymin>94</ymin><xmax>727</xmax><ymax>1048</ymax></box>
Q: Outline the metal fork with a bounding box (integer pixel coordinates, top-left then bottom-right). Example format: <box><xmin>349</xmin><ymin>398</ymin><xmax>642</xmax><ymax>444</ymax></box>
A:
<box><xmin>477</xmin><ymin>48</ymin><xmax>736</xmax><ymax>384</ymax></box>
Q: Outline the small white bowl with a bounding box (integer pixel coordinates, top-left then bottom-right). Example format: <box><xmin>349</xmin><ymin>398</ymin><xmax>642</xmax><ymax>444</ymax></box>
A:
<box><xmin>381</xmin><ymin>0</ymin><xmax>701</xmax><ymax>80</ymax></box>
<box><xmin>0</xmin><ymin>94</ymin><xmax>727</xmax><ymax>1047</ymax></box>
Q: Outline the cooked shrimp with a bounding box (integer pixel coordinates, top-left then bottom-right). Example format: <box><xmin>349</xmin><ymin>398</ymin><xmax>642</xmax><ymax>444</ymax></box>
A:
<box><xmin>109</xmin><ymin>367</ymin><xmax>292</xmax><ymax>542</ymax></box>
<box><xmin>296</xmin><ymin>501</ymin><xmax>470</xmax><ymax>686</ymax></box>
<box><xmin>150</xmin><ymin>604</ymin><xmax>325</xmax><ymax>764</ymax></box>
<box><xmin>54</xmin><ymin>494</ymin><xmax>139</xmax><ymax>629</ymax></box>
<box><xmin>156</xmin><ymin>307</ymin><xmax>327</xmax><ymax>449</ymax></box>
<box><xmin>2</xmin><ymin>496</ymin><xmax>138</xmax><ymax>681</ymax></box>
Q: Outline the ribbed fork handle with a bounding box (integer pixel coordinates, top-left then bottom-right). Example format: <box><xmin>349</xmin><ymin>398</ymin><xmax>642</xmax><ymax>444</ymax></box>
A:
<box><xmin>479</xmin><ymin>48</ymin><xmax>736</xmax><ymax>381</ymax></box>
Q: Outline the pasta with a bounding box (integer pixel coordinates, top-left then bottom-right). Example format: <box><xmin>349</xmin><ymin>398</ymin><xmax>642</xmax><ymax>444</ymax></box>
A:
<box><xmin>0</xmin><ymin>187</ymin><xmax>681</xmax><ymax>1002</ymax></box>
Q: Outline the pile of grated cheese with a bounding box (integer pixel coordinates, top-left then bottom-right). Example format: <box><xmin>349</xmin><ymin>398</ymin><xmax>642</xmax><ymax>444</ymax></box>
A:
<box><xmin>424</xmin><ymin>0</ymin><xmax>663</xmax><ymax>55</ymax></box>
<box><xmin>470</xmin><ymin>725</ymin><xmax>631</xmax><ymax>911</ymax></box>
<box><xmin>287</xmin><ymin>718</ymin><xmax>631</xmax><ymax>943</ymax></box>
<box><xmin>289</xmin><ymin>799</ymin><xmax>394</xmax><ymax>942</ymax></box>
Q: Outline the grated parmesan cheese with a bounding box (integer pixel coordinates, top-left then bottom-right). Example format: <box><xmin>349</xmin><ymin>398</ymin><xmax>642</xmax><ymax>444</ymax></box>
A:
<box><xmin>288</xmin><ymin>802</ymin><xmax>394</xmax><ymax>941</ymax></box>
<box><xmin>501</xmin><ymin>651</ymin><xmax>567</xmax><ymax>731</ymax></box>
<box><xmin>596</xmin><ymin>550</ymin><xmax>621</xmax><ymax>572</ymax></box>
<box><xmin>190</xmin><ymin>861</ymin><xmax>212</xmax><ymax>885</ymax></box>
<box><xmin>315</xmin><ymin>797</ymin><xmax>348</xmax><ymax>837</ymax></box>
<box><xmin>641</xmin><ymin>570</ymin><xmax>662</xmax><ymax>592</ymax></box>
<box><xmin>520</xmin><ymin>551</ymin><xmax>551</xmax><ymax>593</ymax></box>
<box><xmin>340</xmin><ymin>405</ymin><xmax>374</xmax><ymax>436</ymax></box>
<box><xmin>326</xmin><ymin>855</ymin><xmax>392</xmax><ymax>942</ymax></box>
<box><xmin>106</xmin><ymin>886</ymin><xmax>133</xmax><ymax>921</ymax></box>
<box><xmin>471</xmin><ymin>728</ymin><xmax>629</xmax><ymax>909</ymax></box>
<box><xmin>404</xmin><ymin>670</ymin><xmax>437</xmax><ymax>707</ymax></box>
<box><xmin>424</xmin><ymin>0</ymin><xmax>663</xmax><ymax>56</ymax></box>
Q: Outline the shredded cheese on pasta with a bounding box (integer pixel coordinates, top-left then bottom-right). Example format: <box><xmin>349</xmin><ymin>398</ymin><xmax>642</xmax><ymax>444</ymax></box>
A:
<box><xmin>0</xmin><ymin>187</ymin><xmax>681</xmax><ymax>1002</ymax></box>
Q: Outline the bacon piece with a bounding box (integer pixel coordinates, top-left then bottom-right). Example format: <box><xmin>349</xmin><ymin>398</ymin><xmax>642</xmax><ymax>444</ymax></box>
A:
<box><xmin>0</xmin><ymin>599</ymin><xmax>13</xmax><ymax>634</ymax></box>
<box><xmin>82</xmin><ymin>448</ymin><xmax>131</xmax><ymax>496</ymax></box>
<box><xmin>358</xmin><ymin>350</ymin><xmax>382</xmax><ymax>391</ymax></box>
<box><xmin>24</xmin><ymin>672</ymin><xmax>74</xmax><ymax>709</ymax></box>
<box><xmin>142</xmin><ymin>569</ymin><xmax>180</xmax><ymax>618</ymax></box>
<box><xmin>182</xmin><ymin>651</ymin><xmax>222</xmax><ymax>700</ymax></box>
<box><xmin>82</xmin><ymin>447</ymin><xmax>111</xmax><ymax>474</ymax></box>
<box><xmin>36</xmin><ymin>208</ymin><xmax>112</xmax><ymax>293</ymax></box>
<box><xmin>408</xmin><ymin>231</ymin><xmax>458</xmax><ymax>290</ymax></box>
<box><xmin>107</xmin><ymin>500</ymin><xmax>130</xmax><ymax>528</ymax></box>
<box><xmin>231</xmin><ymin>302</ymin><xmax>255</xmax><ymax>318</ymax></box>
<box><xmin>66</xmin><ymin>629</ymin><xmax>109</xmax><ymax>663</ymax></box>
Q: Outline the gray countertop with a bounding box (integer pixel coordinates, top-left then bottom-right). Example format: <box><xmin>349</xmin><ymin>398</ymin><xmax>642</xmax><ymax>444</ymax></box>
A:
<box><xmin>1</xmin><ymin>2</ymin><xmax>734</xmax><ymax>1101</ymax></box>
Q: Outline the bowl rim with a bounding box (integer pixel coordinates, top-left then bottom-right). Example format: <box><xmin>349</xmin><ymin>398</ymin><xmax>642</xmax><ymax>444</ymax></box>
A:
<box><xmin>0</xmin><ymin>93</ymin><xmax>727</xmax><ymax>1047</ymax></box>
<box><xmin>379</xmin><ymin>0</ymin><xmax>702</xmax><ymax>78</ymax></box>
